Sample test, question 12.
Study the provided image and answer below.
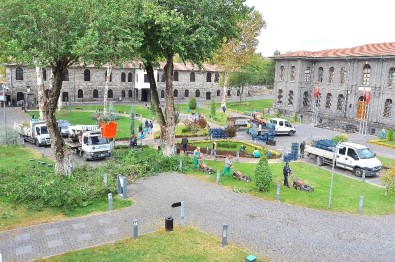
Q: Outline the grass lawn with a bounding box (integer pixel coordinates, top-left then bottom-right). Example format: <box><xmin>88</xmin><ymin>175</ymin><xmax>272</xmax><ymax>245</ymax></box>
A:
<box><xmin>70</xmin><ymin>104</ymin><xmax>157</xmax><ymax>120</ymax></box>
<box><xmin>176</xmin><ymin>103</ymin><xmax>228</xmax><ymax>126</ymax></box>
<box><xmin>190</xmin><ymin>141</ymin><xmax>262</xmax><ymax>155</ymax></box>
<box><xmin>369</xmin><ymin>139</ymin><xmax>395</xmax><ymax>149</ymax></box>
<box><xmin>29</xmin><ymin>110</ymin><xmax>141</xmax><ymax>140</ymax></box>
<box><xmin>40</xmin><ymin>227</ymin><xmax>263</xmax><ymax>262</ymax></box>
<box><xmin>215</xmin><ymin>99</ymin><xmax>273</xmax><ymax>113</ymax></box>
<box><xmin>377</xmin><ymin>156</ymin><xmax>395</xmax><ymax>169</ymax></box>
<box><xmin>189</xmin><ymin>160</ymin><xmax>395</xmax><ymax>215</ymax></box>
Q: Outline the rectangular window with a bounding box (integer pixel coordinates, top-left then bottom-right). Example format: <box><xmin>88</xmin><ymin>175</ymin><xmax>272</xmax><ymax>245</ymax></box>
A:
<box><xmin>144</xmin><ymin>74</ymin><xmax>149</xmax><ymax>83</ymax></box>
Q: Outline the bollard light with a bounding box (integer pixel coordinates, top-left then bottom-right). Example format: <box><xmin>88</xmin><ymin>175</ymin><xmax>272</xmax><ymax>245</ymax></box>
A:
<box><xmin>179</xmin><ymin>159</ymin><xmax>182</xmax><ymax>171</ymax></box>
<box><xmin>222</xmin><ymin>224</ymin><xmax>228</xmax><ymax>247</ymax></box>
<box><xmin>276</xmin><ymin>184</ymin><xmax>280</xmax><ymax>201</ymax></box>
<box><xmin>362</xmin><ymin>169</ymin><xmax>366</xmax><ymax>182</ymax></box>
<box><xmin>216</xmin><ymin>170</ymin><xmax>220</xmax><ymax>184</ymax></box>
<box><xmin>180</xmin><ymin>201</ymin><xmax>185</xmax><ymax>226</ymax></box>
<box><xmin>103</xmin><ymin>173</ymin><xmax>108</xmax><ymax>187</ymax></box>
<box><xmin>358</xmin><ymin>196</ymin><xmax>364</xmax><ymax>214</ymax></box>
<box><xmin>133</xmin><ymin>219</ymin><xmax>138</xmax><ymax>239</ymax></box>
<box><xmin>236</xmin><ymin>151</ymin><xmax>239</xmax><ymax>162</ymax></box>
<box><xmin>108</xmin><ymin>193</ymin><xmax>113</xmax><ymax>211</ymax></box>
<box><xmin>41</xmin><ymin>148</ymin><xmax>44</xmax><ymax>158</ymax></box>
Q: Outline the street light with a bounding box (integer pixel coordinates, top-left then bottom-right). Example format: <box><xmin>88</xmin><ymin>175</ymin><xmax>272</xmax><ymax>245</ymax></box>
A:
<box><xmin>26</xmin><ymin>85</ymin><xmax>31</xmax><ymax>110</ymax></box>
<box><xmin>2</xmin><ymin>85</ymin><xmax>9</xmax><ymax>141</ymax></box>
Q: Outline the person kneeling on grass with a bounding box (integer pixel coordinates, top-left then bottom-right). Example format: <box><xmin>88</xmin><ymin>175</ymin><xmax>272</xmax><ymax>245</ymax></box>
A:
<box><xmin>221</xmin><ymin>154</ymin><xmax>233</xmax><ymax>177</ymax></box>
<box><xmin>253</xmin><ymin>149</ymin><xmax>261</xmax><ymax>158</ymax></box>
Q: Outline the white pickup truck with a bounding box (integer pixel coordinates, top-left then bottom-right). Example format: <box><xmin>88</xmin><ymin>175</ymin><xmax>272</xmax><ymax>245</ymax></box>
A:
<box><xmin>14</xmin><ymin>120</ymin><xmax>51</xmax><ymax>147</ymax></box>
<box><xmin>305</xmin><ymin>142</ymin><xmax>382</xmax><ymax>177</ymax></box>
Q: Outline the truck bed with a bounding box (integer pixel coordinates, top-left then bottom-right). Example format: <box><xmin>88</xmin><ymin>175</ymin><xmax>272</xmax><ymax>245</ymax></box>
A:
<box><xmin>305</xmin><ymin>145</ymin><xmax>335</xmax><ymax>160</ymax></box>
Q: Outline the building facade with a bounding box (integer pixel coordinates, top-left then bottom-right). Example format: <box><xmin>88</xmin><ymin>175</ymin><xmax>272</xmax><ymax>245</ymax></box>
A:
<box><xmin>4</xmin><ymin>62</ymin><xmax>237</xmax><ymax>107</ymax></box>
<box><xmin>272</xmin><ymin>42</ymin><xmax>395</xmax><ymax>133</ymax></box>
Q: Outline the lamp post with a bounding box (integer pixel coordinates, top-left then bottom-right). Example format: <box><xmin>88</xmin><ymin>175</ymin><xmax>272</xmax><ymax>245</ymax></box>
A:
<box><xmin>26</xmin><ymin>86</ymin><xmax>31</xmax><ymax>110</ymax></box>
<box><xmin>2</xmin><ymin>85</ymin><xmax>9</xmax><ymax>141</ymax></box>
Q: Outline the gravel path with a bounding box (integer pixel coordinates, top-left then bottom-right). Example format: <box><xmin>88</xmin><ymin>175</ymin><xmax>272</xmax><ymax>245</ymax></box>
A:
<box><xmin>1</xmin><ymin>173</ymin><xmax>394</xmax><ymax>262</ymax></box>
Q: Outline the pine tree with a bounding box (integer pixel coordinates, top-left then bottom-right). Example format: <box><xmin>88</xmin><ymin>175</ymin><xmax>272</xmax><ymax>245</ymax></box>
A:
<box><xmin>255</xmin><ymin>155</ymin><xmax>272</xmax><ymax>192</ymax></box>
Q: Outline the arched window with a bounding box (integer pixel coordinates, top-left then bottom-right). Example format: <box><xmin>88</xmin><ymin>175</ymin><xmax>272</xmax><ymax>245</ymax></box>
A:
<box><xmin>279</xmin><ymin>66</ymin><xmax>285</xmax><ymax>81</ymax></box>
<box><xmin>304</xmin><ymin>67</ymin><xmax>311</xmax><ymax>82</ymax></box>
<box><xmin>42</xmin><ymin>68</ymin><xmax>47</xmax><ymax>81</ymax></box>
<box><xmin>195</xmin><ymin>89</ymin><xmax>200</xmax><ymax>97</ymax></box>
<box><xmin>128</xmin><ymin>90</ymin><xmax>133</xmax><ymax>98</ymax></box>
<box><xmin>288</xmin><ymin>90</ymin><xmax>294</xmax><ymax>105</ymax></box>
<box><xmin>227</xmin><ymin>90</ymin><xmax>231</xmax><ymax>96</ymax></box>
<box><xmin>290</xmin><ymin>66</ymin><xmax>296</xmax><ymax>81</ymax></box>
<box><xmin>383</xmin><ymin>99</ymin><xmax>393</xmax><ymax>117</ymax></box>
<box><xmin>128</xmin><ymin>73</ymin><xmax>133</xmax><ymax>82</ymax></box>
<box><xmin>105</xmin><ymin>71</ymin><xmax>112</xmax><ymax>82</ymax></box>
<box><xmin>121</xmin><ymin>90</ymin><xmax>126</xmax><ymax>98</ymax></box>
<box><xmin>318</xmin><ymin>67</ymin><xmax>323</xmax><ymax>83</ymax></box>
<box><xmin>184</xmin><ymin>89</ymin><xmax>189</xmax><ymax>97</ymax></box>
<box><xmin>63</xmin><ymin>69</ymin><xmax>69</xmax><ymax>81</ymax></box>
<box><xmin>161</xmin><ymin>74</ymin><xmax>165</xmax><ymax>82</ymax></box>
<box><xmin>16</xmin><ymin>67</ymin><xmax>23</xmax><ymax>80</ymax></box>
<box><xmin>217</xmin><ymin>90</ymin><xmax>221</xmax><ymax>96</ymax></box>
<box><xmin>303</xmin><ymin>91</ymin><xmax>310</xmax><ymax>107</ymax></box>
<box><xmin>214</xmin><ymin>73</ymin><xmax>219</xmax><ymax>82</ymax></box>
<box><xmin>77</xmin><ymin>89</ymin><xmax>83</xmax><ymax>98</ymax></box>
<box><xmin>337</xmin><ymin>94</ymin><xmax>345</xmax><ymax>111</ymax></box>
<box><xmin>277</xmin><ymin>89</ymin><xmax>283</xmax><ymax>104</ymax></box>
<box><xmin>174</xmin><ymin>89</ymin><xmax>178</xmax><ymax>97</ymax></box>
<box><xmin>237</xmin><ymin>90</ymin><xmax>240</xmax><ymax>96</ymax></box>
<box><xmin>108</xmin><ymin>89</ymin><xmax>113</xmax><ymax>98</ymax></box>
<box><xmin>84</xmin><ymin>69</ymin><xmax>90</xmax><ymax>81</ymax></box>
<box><xmin>174</xmin><ymin>71</ymin><xmax>179</xmax><ymax>81</ymax></box>
<box><xmin>388</xmin><ymin>68</ymin><xmax>395</xmax><ymax>87</ymax></box>
<box><xmin>93</xmin><ymin>89</ymin><xmax>99</xmax><ymax>98</ymax></box>
<box><xmin>328</xmin><ymin>67</ymin><xmax>334</xmax><ymax>83</ymax></box>
<box><xmin>121</xmin><ymin>72</ymin><xmax>126</xmax><ymax>82</ymax></box>
<box><xmin>190</xmin><ymin>72</ymin><xmax>195</xmax><ymax>82</ymax></box>
<box><xmin>362</xmin><ymin>64</ymin><xmax>371</xmax><ymax>86</ymax></box>
<box><xmin>206</xmin><ymin>72</ymin><xmax>212</xmax><ymax>82</ymax></box>
<box><xmin>340</xmin><ymin>67</ymin><xmax>346</xmax><ymax>84</ymax></box>
<box><xmin>160</xmin><ymin>90</ymin><xmax>165</xmax><ymax>98</ymax></box>
<box><xmin>325</xmin><ymin>93</ymin><xmax>332</xmax><ymax>109</ymax></box>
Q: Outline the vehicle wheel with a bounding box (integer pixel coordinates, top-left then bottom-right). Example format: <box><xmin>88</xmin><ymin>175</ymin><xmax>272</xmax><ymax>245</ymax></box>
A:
<box><xmin>288</xmin><ymin>131</ymin><xmax>295</xmax><ymax>136</ymax></box>
<box><xmin>82</xmin><ymin>152</ymin><xmax>89</xmax><ymax>161</ymax></box>
<box><xmin>354</xmin><ymin>168</ymin><xmax>363</xmax><ymax>177</ymax></box>
<box><xmin>35</xmin><ymin>139</ymin><xmax>41</xmax><ymax>147</ymax></box>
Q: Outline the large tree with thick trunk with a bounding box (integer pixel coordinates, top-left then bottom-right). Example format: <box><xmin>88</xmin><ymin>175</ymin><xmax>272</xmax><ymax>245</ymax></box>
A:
<box><xmin>138</xmin><ymin>0</ymin><xmax>249</xmax><ymax>156</ymax></box>
<box><xmin>0</xmin><ymin>0</ymin><xmax>91</xmax><ymax>175</ymax></box>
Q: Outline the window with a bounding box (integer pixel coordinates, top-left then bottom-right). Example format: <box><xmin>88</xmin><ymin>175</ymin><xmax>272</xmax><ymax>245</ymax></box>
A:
<box><xmin>63</xmin><ymin>69</ymin><xmax>69</xmax><ymax>81</ymax></box>
<box><xmin>105</xmin><ymin>71</ymin><xmax>112</xmax><ymax>82</ymax></box>
<box><xmin>388</xmin><ymin>68</ymin><xmax>395</xmax><ymax>87</ymax></box>
<box><xmin>340</xmin><ymin>67</ymin><xmax>346</xmax><ymax>84</ymax></box>
<box><xmin>128</xmin><ymin>90</ymin><xmax>133</xmax><ymax>98</ymax></box>
<box><xmin>287</xmin><ymin>90</ymin><xmax>294</xmax><ymax>105</ymax></box>
<box><xmin>128</xmin><ymin>73</ymin><xmax>133</xmax><ymax>82</ymax></box>
<box><xmin>195</xmin><ymin>89</ymin><xmax>200</xmax><ymax>97</ymax></box>
<box><xmin>157</xmin><ymin>72</ymin><xmax>160</xmax><ymax>82</ymax></box>
<box><xmin>108</xmin><ymin>89</ymin><xmax>113</xmax><ymax>98</ymax></box>
<box><xmin>184</xmin><ymin>89</ymin><xmax>189</xmax><ymax>97</ymax></box>
<box><xmin>325</xmin><ymin>93</ymin><xmax>332</xmax><ymax>109</ymax></box>
<box><xmin>144</xmin><ymin>74</ymin><xmax>149</xmax><ymax>83</ymax></box>
<box><xmin>338</xmin><ymin>147</ymin><xmax>346</xmax><ymax>155</ymax></box>
<box><xmin>190</xmin><ymin>72</ymin><xmax>195</xmax><ymax>82</ymax></box>
<box><xmin>84</xmin><ymin>69</ymin><xmax>91</xmax><ymax>81</ymax></box>
<box><xmin>227</xmin><ymin>90</ymin><xmax>231</xmax><ymax>96</ymax></box>
<box><xmin>383</xmin><ymin>99</ymin><xmax>392</xmax><ymax>117</ymax></box>
<box><xmin>206</xmin><ymin>72</ymin><xmax>211</xmax><ymax>82</ymax></box>
<box><xmin>328</xmin><ymin>67</ymin><xmax>334</xmax><ymax>83</ymax></box>
<box><xmin>93</xmin><ymin>89</ymin><xmax>99</xmax><ymax>98</ymax></box>
<box><xmin>214</xmin><ymin>73</ymin><xmax>219</xmax><ymax>82</ymax></box>
<box><xmin>347</xmin><ymin>148</ymin><xmax>358</xmax><ymax>159</ymax></box>
<box><xmin>16</xmin><ymin>67</ymin><xmax>23</xmax><ymax>80</ymax></box>
<box><xmin>314</xmin><ymin>92</ymin><xmax>321</xmax><ymax>108</ymax></box>
<box><xmin>277</xmin><ymin>89</ymin><xmax>283</xmax><ymax>104</ymax></box>
<box><xmin>290</xmin><ymin>66</ymin><xmax>295</xmax><ymax>81</ymax></box>
<box><xmin>318</xmin><ymin>67</ymin><xmax>323</xmax><ymax>83</ymax></box>
<box><xmin>77</xmin><ymin>89</ymin><xmax>83</xmax><ymax>98</ymax></box>
<box><xmin>304</xmin><ymin>67</ymin><xmax>311</xmax><ymax>82</ymax></box>
<box><xmin>121</xmin><ymin>90</ymin><xmax>125</xmax><ymax>98</ymax></box>
<box><xmin>362</xmin><ymin>64</ymin><xmax>371</xmax><ymax>86</ymax></box>
<box><xmin>121</xmin><ymin>72</ymin><xmax>126</xmax><ymax>82</ymax></box>
<box><xmin>161</xmin><ymin>74</ymin><xmax>165</xmax><ymax>82</ymax></box>
<box><xmin>337</xmin><ymin>94</ymin><xmax>345</xmax><ymax>111</ymax></box>
<box><xmin>237</xmin><ymin>90</ymin><xmax>240</xmax><ymax>96</ymax></box>
<box><xmin>174</xmin><ymin>71</ymin><xmax>179</xmax><ymax>81</ymax></box>
<box><xmin>217</xmin><ymin>90</ymin><xmax>220</xmax><ymax>96</ymax></box>
<box><xmin>42</xmin><ymin>68</ymin><xmax>47</xmax><ymax>81</ymax></box>
<box><xmin>279</xmin><ymin>66</ymin><xmax>285</xmax><ymax>81</ymax></box>
<box><xmin>174</xmin><ymin>89</ymin><xmax>178</xmax><ymax>97</ymax></box>
<box><xmin>303</xmin><ymin>91</ymin><xmax>310</xmax><ymax>106</ymax></box>
<box><xmin>135</xmin><ymin>89</ymin><xmax>138</xmax><ymax>98</ymax></box>
<box><xmin>161</xmin><ymin>90</ymin><xmax>165</xmax><ymax>98</ymax></box>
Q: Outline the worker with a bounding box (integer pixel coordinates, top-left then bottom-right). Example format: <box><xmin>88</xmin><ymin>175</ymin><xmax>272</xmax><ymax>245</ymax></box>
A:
<box><xmin>193</xmin><ymin>147</ymin><xmax>201</xmax><ymax>168</ymax></box>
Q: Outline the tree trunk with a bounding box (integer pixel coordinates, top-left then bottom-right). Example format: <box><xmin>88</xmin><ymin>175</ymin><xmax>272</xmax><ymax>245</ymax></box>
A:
<box><xmin>222</xmin><ymin>72</ymin><xmax>228</xmax><ymax>105</ymax></box>
<box><xmin>103</xmin><ymin>64</ymin><xmax>112</xmax><ymax>116</ymax></box>
<box><xmin>34</xmin><ymin>62</ymin><xmax>46</xmax><ymax>121</ymax></box>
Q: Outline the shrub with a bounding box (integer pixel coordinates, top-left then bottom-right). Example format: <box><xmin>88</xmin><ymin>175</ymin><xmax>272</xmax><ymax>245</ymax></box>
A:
<box><xmin>294</xmin><ymin>113</ymin><xmax>298</xmax><ymax>122</ymax></box>
<box><xmin>210</xmin><ymin>100</ymin><xmax>216</xmax><ymax>117</ymax></box>
<box><xmin>217</xmin><ymin>142</ymin><xmax>238</xmax><ymax>148</ymax></box>
<box><xmin>276</xmin><ymin>111</ymin><xmax>281</xmax><ymax>117</ymax></box>
<box><xmin>189</xmin><ymin>97</ymin><xmax>197</xmax><ymax>111</ymax></box>
<box><xmin>381</xmin><ymin>168</ymin><xmax>395</xmax><ymax>196</ymax></box>
<box><xmin>227</xmin><ymin>126</ymin><xmax>236</xmax><ymax>137</ymax></box>
<box><xmin>0</xmin><ymin>129</ymin><xmax>20</xmax><ymax>146</ymax></box>
<box><xmin>197</xmin><ymin>117</ymin><xmax>207</xmax><ymax>128</ymax></box>
<box><xmin>91</xmin><ymin>113</ymin><xmax>120</xmax><ymax>122</ymax></box>
<box><xmin>254</xmin><ymin>155</ymin><xmax>272</xmax><ymax>192</ymax></box>
<box><xmin>331</xmin><ymin>133</ymin><xmax>348</xmax><ymax>143</ymax></box>
<box><xmin>387</xmin><ymin>128</ymin><xmax>394</xmax><ymax>141</ymax></box>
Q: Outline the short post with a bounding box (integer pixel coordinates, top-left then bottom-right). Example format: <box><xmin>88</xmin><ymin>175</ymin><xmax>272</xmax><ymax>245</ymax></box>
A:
<box><xmin>69</xmin><ymin>158</ymin><xmax>74</xmax><ymax>173</ymax></box>
<box><xmin>216</xmin><ymin>170</ymin><xmax>220</xmax><ymax>184</ymax></box>
<box><xmin>122</xmin><ymin>176</ymin><xmax>128</xmax><ymax>198</ymax></box>
<box><xmin>41</xmin><ymin>148</ymin><xmax>44</xmax><ymax>158</ymax></box>
<box><xmin>103</xmin><ymin>173</ymin><xmax>108</xmax><ymax>187</ymax></box>
<box><xmin>236</xmin><ymin>151</ymin><xmax>239</xmax><ymax>162</ymax></box>
<box><xmin>180</xmin><ymin>201</ymin><xmax>185</xmax><ymax>226</ymax></box>
<box><xmin>206</xmin><ymin>145</ymin><xmax>209</xmax><ymax>154</ymax></box>
<box><xmin>133</xmin><ymin>219</ymin><xmax>138</xmax><ymax>239</ymax></box>
<box><xmin>358</xmin><ymin>196</ymin><xmax>364</xmax><ymax>214</ymax></box>
<box><xmin>276</xmin><ymin>184</ymin><xmax>281</xmax><ymax>201</ymax></box>
<box><xmin>21</xmin><ymin>137</ymin><xmax>25</xmax><ymax>147</ymax></box>
<box><xmin>108</xmin><ymin>193</ymin><xmax>113</xmax><ymax>211</ymax></box>
<box><xmin>222</xmin><ymin>224</ymin><xmax>228</xmax><ymax>247</ymax></box>
<box><xmin>174</xmin><ymin>145</ymin><xmax>177</xmax><ymax>155</ymax></box>
<box><xmin>362</xmin><ymin>169</ymin><xmax>366</xmax><ymax>182</ymax></box>
<box><xmin>179</xmin><ymin>159</ymin><xmax>182</xmax><ymax>171</ymax></box>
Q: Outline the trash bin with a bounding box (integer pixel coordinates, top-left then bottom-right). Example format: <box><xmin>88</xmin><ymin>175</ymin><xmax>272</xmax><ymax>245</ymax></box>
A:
<box><xmin>165</xmin><ymin>216</ymin><xmax>173</xmax><ymax>231</ymax></box>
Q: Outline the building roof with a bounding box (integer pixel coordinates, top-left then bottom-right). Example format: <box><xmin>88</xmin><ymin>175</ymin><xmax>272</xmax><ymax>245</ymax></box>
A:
<box><xmin>272</xmin><ymin>42</ymin><xmax>395</xmax><ymax>59</ymax></box>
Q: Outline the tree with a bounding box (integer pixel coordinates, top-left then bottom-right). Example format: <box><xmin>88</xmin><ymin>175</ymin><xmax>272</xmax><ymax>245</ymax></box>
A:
<box><xmin>138</xmin><ymin>0</ymin><xmax>249</xmax><ymax>156</ymax></box>
<box><xmin>254</xmin><ymin>155</ymin><xmax>272</xmax><ymax>192</ymax></box>
<box><xmin>189</xmin><ymin>97</ymin><xmax>197</xmax><ymax>111</ymax></box>
<box><xmin>227</xmin><ymin>70</ymin><xmax>254</xmax><ymax>102</ymax></box>
<box><xmin>210</xmin><ymin>99</ymin><xmax>217</xmax><ymax>117</ymax></box>
<box><xmin>0</xmin><ymin>0</ymin><xmax>90</xmax><ymax>175</ymax></box>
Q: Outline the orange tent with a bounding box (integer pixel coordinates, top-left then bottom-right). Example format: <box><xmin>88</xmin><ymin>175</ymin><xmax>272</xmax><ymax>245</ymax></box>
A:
<box><xmin>101</xmin><ymin>121</ymin><xmax>117</xmax><ymax>138</ymax></box>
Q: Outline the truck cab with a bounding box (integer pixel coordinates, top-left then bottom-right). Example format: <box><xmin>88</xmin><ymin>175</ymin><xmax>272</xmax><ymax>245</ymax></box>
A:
<box><xmin>269</xmin><ymin>118</ymin><xmax>296</xmax><ymax>136</ymax></box>
<box><xmin>81</xmin><ymin>131</ymin><xmax>112</xmax><ymax>161</ymax></box>
<box><xmin>335</xmin><ymin>142</ymin><xmax>382</xmax><ymax>177</ymax></box>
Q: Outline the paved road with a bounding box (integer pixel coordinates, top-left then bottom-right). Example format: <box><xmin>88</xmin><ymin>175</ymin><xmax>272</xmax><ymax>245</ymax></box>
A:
<box><xmin>1</xmin><ymin>173</ymin><xmax>394</xmax><ymax>262</ymax></box>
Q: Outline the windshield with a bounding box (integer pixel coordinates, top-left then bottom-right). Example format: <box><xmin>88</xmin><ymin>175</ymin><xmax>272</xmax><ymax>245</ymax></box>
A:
<box><xmin>357</xmin><ymin>148</ymin><xmax>375</xmax><ymax>159</ymax></box>
<box><xmin>90</xmin><ymin>136</ymin><xmax>108</xmax><ymax>145</ymax></box>
<box><xmin>40</xmin><ymin>126</ymin><xmax>49</xmax><ymax>135</ymax></box>
<box><xmin>57</xmin><ymin>120</ymin><xmax>70</xmax><ymax>127</ymax></box>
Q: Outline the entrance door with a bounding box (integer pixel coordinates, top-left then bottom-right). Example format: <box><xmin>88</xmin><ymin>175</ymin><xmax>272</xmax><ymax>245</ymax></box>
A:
<box><xmin>17</xmin><ymin>92</ymin><xmax>25</xmax><ymax>102</ymax></box>
<box><xmin>62</xmin><ymin>92</ymin><xmax>69</xmax><ymax>102</ymax></box>
<box><xmin>206</xmin><ymin>92</ymin><xmax>211</xmax><ymax>100</ymax></box>
<box><xmin>141</xmin><ymin>89</ymin><xmax>149</xmax><ymax>102</ymax></box>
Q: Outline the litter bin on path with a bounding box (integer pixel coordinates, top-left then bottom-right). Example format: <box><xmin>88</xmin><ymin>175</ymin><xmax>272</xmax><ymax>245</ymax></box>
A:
<box><xmin>165</xmin><ymin>216</ymin><xmax>174</xmax><ymax>231</ymax></box>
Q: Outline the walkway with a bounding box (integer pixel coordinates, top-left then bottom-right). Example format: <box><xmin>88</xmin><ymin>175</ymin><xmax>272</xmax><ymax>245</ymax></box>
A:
<box><xmin>1</xmin><ymin>173</ymin><xmax>394</xmax><ymax>262</ymax></box>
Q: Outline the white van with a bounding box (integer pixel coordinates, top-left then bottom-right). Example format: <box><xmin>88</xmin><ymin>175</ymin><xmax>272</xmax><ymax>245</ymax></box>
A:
<box><xmin>269</xmin><ymin>118</ymin><xmax>296</xmax><ymax>136</ymax></box>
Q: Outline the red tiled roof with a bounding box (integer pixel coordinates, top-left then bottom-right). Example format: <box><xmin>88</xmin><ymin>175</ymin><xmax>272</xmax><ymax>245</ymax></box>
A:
<box><xmin>159</xmin><ymin>62</ymin><xmax>219</xmax><ymax>72</ymax></box>
<box><xmin>273</xmin><ymin>42</ymin><xmax>395</xmax><ymax>58</ymax></box>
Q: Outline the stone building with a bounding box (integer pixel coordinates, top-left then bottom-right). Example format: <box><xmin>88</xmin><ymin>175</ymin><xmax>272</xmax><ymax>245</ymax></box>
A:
<box><xmin>4</xmin><ymin>62</ymin><xmax>236</xmax><ymax>107</ymax></box>
<box><xmin>272</xmin><ymin>42</ymin><xmax>395</xmax><ymax>134</ymax></box>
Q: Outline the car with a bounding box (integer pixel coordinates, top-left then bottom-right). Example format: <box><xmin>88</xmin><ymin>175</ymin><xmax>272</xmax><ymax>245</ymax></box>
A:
<box><xmin>57</xmin><ymin>119</ymin><xmax>71</xmax><ymax>137</ymax></box>
<box><xmin>269</xmin><ymin>118</ymin><xmax>296</xmax><ymax>136</ymax></box>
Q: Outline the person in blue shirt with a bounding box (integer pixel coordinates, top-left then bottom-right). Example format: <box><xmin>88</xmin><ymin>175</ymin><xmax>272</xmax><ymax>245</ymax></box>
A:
<box><xmin>283</xmin><ymin>162</ymin><xmax>291</xmax><ymax>188</ymax></box>
<box><xmin>193</xmin><ymin>147</ymin><xmax>201</xmax><ymax>168</ymax></box>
